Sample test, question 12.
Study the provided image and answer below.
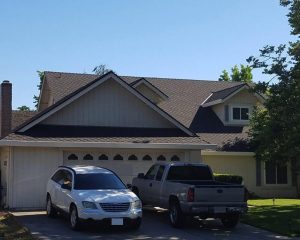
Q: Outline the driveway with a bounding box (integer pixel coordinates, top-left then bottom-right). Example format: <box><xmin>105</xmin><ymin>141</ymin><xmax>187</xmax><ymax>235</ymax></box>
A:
<box><xmin>13</xmin><ymin>208</ymin><xmax>296</xmax><ymax>240</ymax></box>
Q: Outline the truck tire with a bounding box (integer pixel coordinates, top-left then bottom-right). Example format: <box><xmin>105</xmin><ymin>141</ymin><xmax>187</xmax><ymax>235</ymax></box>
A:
<box><xmin>169</xmin><ymin>200</ymin><xmax>184</xmax><ymax>228</ymax></box>
<box><xmin>221</xmin><ymin>214</ymin><xmax>240</xmax><ymax>228</ymax></box>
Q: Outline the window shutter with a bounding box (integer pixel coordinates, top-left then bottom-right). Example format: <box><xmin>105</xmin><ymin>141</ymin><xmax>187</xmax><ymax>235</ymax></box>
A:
<box><xmin>225</xmin><ymin>105</ymin><xmax>229</xmax><ymax>122</ymax></box>
<box><xmin>256</xmin><ymin>158</ymin><xmax>261</xmax><ymax>186</ymax></box>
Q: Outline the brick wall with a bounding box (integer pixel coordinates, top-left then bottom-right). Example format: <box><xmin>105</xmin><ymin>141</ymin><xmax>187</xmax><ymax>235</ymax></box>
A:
<box><xmin>0</xmin><ymin>81</ymin><xmax>12</xmax><ymax>138</ymax></box>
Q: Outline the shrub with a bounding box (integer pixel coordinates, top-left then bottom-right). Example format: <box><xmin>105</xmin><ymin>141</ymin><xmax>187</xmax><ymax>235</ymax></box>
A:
<box><xmin>214</xmin><ymin>173</ymin><xmax>243</xmax><ymax>184</ymax></box>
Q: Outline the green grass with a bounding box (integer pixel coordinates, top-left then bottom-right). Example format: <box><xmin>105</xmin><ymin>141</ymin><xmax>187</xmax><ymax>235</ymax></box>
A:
<box><xmin>242</xmin><ymin>199</ymin><xmax>300</xmax><ymax>237</ymax></box>
<box><xmin>0</xmin><ymin>212</ymin><xmax>35</xmax><ymax>240</ymax></box>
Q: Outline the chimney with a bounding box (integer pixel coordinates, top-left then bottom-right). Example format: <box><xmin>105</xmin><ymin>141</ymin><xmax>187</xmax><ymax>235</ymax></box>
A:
<box><xmin>0</xmin><ymin>80</ymin><xmax>12</xmax><ymax>138</ymax></box>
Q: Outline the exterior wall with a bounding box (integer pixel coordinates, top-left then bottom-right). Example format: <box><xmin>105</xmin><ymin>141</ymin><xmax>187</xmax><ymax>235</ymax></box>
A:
<box><xmin>0</xmin><ymin>147</ymin><xmax>10</xmax><ymax>207</ymax></box>
<box><xmin>9</xmin><ymin>147</ymin><xmax>63</xmax><ymax>209</ymax></box>
<box><xmin>42</xmin><ymin>79</ymin><xmax>174</xmax><ymax>128</ymax></box>
<box><xmin>202</xmin><ymin>152</ymin><xmax>297</xmax><ymax>198</ymax></box>
<box><xmin>212</xmin><ymin>89</ymin><xmax>260</xmax><ymax>125</ymax></box>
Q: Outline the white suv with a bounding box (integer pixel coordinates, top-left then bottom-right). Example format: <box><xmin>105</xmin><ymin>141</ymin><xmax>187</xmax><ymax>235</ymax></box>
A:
<box><xmin>46</xmin><ymin>165</ymin><xmax>142</xmax><ymax>230</ymax></box>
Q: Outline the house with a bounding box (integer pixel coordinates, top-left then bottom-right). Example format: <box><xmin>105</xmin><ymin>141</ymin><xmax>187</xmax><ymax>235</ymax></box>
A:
<box><xmin>0</xmin><ymin>71</ymin><xmax>297</xmax><ymax>209</ymax></box>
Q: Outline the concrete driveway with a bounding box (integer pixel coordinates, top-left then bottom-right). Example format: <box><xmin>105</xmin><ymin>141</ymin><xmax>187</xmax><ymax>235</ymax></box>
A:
<box><xmin>13</xmin><ymin>208</ymin><xmax>296</xmax><ymax>240</ymax></box>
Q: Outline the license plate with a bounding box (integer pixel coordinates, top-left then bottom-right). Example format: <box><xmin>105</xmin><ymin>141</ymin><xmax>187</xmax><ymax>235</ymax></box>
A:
<box><xmin>111</xmin><ymin>218</ymin><xmax>123</xmax><ymax>225</ymax></box>
<box><xmin>214</xmin><ymin>207</ymin><xmax>226</xmax><ymax>213</ymax></box>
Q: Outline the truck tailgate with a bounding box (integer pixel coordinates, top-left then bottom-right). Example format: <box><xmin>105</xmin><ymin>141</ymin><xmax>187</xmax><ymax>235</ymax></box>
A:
<box><xmin>194</xmin><ymin>185</ymin><xmax>245</xmax><ymax>203</ymax></box>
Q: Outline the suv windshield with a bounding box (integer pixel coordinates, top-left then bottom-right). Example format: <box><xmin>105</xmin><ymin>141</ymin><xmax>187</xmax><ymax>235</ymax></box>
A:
<box><xmin>166</xmin><ymin>165</ymin><xmax>213</xmax><ymax>181</ymax></box>
<box><xmin>74</xmin><ymin>173</ymin><xmax>126</xmax><ymax>190</ymax></box>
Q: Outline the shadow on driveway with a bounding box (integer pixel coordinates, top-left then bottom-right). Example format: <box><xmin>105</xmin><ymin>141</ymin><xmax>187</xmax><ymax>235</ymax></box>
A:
<box><xmin>12</xmin><ymin>208</ymin><xmax>296</xmax><ymax>240</ymax></box>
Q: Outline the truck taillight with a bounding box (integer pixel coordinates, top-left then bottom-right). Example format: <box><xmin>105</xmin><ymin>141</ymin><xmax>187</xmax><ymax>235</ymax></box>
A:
<box><xmin>187</xmin><ymin>187</ymin><xmax>195</xmax><ymax>202</ymax></box>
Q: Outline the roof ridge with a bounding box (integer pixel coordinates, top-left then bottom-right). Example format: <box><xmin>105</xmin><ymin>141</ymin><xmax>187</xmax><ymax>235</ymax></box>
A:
<box><xmin>44</xmin><ymin>71</ymin><xmax>241</xmax><ymax>83</ymax></box>
<box><xmin>211</xmin><ymin>83</ymin><xmax>246</xmax><ymax>93</ymax></box>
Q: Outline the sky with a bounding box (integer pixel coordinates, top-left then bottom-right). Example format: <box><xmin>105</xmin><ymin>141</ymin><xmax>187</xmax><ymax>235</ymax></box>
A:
<box><xmin>0</xmin><ymin>0</ymin><xmax>294</xmax><ymax>109</ymax></box>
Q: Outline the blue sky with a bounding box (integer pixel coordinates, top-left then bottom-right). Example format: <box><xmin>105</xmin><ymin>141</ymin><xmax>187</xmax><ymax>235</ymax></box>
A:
<box><xmin>0</xmin><ymin>0</ymin><xmax>293</xmax><ymax>109</ymax></box>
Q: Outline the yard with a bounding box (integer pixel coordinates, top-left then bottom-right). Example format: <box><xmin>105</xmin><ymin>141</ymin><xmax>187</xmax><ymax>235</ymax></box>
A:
<box><xmin>242</xmin><ymin>199</ymin><xmax>300</xmax><ymax>237</ymax></box>
<box><xmin>0</xmin><ymin>212</ymin><xmax>34</xmax><ymax>240</ymax></box>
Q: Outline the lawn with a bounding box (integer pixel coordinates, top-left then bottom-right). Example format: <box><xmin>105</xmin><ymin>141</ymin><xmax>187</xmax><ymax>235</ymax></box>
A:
<box><xmin>0</xmin><ymin>212</ymin><xmax>35</xmax><ymax>240</ymax></box>
<box><xmin>242</xmin><ymin>199</ymin><xmax>300</xmax><ymax>237</ymax></box>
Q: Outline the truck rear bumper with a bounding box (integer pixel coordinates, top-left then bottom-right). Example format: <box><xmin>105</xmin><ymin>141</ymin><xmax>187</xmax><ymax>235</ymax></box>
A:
<box><xmin>181</xmin><ymin>203</ymin><xmax>248</xmax><ymax>216</ymax></box>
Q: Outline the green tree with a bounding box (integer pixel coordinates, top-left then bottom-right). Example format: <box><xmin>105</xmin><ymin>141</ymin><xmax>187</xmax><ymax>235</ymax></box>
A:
<box><xmin>17</xmin><ymin>105</ymin><xmax>31</xmax><ymax>111</ymax></box>
<box><xmin>219</xmin><ymin>64</ymin><xmax>253</xmax><ymax>83</ymax></box>
<box><xmin>33</xmin><ymin>71</ymin><xmax>44</xmax><ymax>109</ymax></box>
<box><xmin>248</xmin><ymin>0</ymin><xmax>300</xmax><ymax>195</ymax></box>
<box><xmin>92</xmin><ymin>64</ymin><xmax>111</xmax><ymax>75</ymax></box>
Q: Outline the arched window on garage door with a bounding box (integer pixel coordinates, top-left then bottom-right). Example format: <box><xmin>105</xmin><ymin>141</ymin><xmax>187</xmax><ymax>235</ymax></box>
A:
<box><xmin>143</xmin><ymin>155</ymin><xmax>152</xmax><ymax>161</ymax></box>
<box><xmin>98</xmin><ymin>154</ymin><xmax>108</xmax><ymax>160</ymax></box>
<box><xmin>171</xmin><ymin>155</ymin><xmax>180</xmax><ymax>161</ymax></box>
<box><xmin>157</xmin><ymin>155</ymin><xmax>166</xmax><ymax>161</ymax></box>
<box><xmin>128</xmin><ymin>155</ymin><xmax>138</xmax><ymax>161</ymax></box>
<box><xmin>83</xmin><ymin>154</ymin><xmax>94</xmax><ymax>160</ymax></box>
<box><xmin>67</xmin><ymin>154</ymin><xmax>78</xmax><ymax>161</ymax></box>
<box><xmin>113</xmin><ymin>154</ymin><xmax>123</xmax><ymax>161</ymax></box>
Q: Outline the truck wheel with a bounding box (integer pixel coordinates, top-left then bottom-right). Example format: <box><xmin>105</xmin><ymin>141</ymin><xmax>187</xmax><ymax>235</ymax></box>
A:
<box><xmin>46</xmin><ymin>196</ymin><xmax>56</xmax><ymax>218</ymax></box>
<box><xmin>70</xmin><ymin>205</ymin><xmax>81</xmax><ymax>231</ymax></box>
<box><xmin>169</xmin><ymin>201</ymin><xmax>184</xmax><ymax>228</ymax></box>
<box><xmin>221</xmin><ymin>214</ymin><xmax>240</xmax><ymax>228</ymax></box>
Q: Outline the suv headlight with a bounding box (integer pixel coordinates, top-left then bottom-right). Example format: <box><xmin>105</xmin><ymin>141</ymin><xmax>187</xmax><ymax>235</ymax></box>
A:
<box><xmin>82</xmin><ymin>201</ymin><xmax>97</xmax><ymax>209</ymax></box>
<box><xmin>132</xmin><ymin>200</ymin><xmax>142</xmax><ymax>210</ymax></box>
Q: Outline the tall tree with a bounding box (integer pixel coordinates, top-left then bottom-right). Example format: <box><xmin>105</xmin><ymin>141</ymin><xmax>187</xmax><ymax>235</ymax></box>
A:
<box><xmin>17</xmin><ymin>105</ymin><xmax>31</xmax><ymax>111</ymax></box>
<box><xmin>33</xmin><ymin>71</ymin><xmax>44</xmax><ymax>109</ymax></box>
<box><xmin>248</xmin><ymin>0</ymin><xmax>300</xmax><ymax>195</ymax></box>
<box><xmin>219</xmin><ymin>64</ymin><xmax>253</xmax><ymax>83</ymax></box>
<box><xmin>92</xmin><ymin>64</ymin><xmax>111</xmax><ymax>75</ymax></box>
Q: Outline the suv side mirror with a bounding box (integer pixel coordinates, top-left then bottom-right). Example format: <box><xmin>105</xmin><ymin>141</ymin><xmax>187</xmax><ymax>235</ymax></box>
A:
<box><xmin>126</xmin><ymin>184</ymin><xmax>132</xmax><ymax>189</ymax></box>
<box><xmin>137</xmin><ymin>173</ymin><xmax>144</xmax><ymax>179</ymax></box>
<box><xmin>61</xmin><ymin>183</ymin><xmax>71</xmax><ymax>191</ymax></box>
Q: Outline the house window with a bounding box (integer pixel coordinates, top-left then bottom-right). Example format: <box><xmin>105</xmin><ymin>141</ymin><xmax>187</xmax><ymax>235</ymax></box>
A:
<box><xmin>157</xmin><ymin>155</ymin><xmax>166</xmax><ymax>161</ymax></box>
<box><xmin>98</xmin><ymin>154</ymin><xmax>108</xmax><ymax>160</ymax></box>
<box><xmin>232</xmin><ymin>107</ymin><xmax>250</xmax><ymax>121</ymax></box>
<box><xmin>113</xmin><ymin>154</ymin><xmax>123</xmax><ymax>161</ymax></box>
<box><xmin>128</xmin><ymin>155</ymin><xmax>138</xmax><ymax>161</ymax></box>
<box><xmin>265</xmin><ymin>161</ymin><xmax>288</xmax><ymax>184</ymax></box>
<box><xmin>171</xmin><ymin>155</ymin><xmax>180</xmax><ymax>161</ymax></box>
<box><xmin>67</xmin><ymin>154</ymin><xmax>78</xmax><ymax>161</ymax></box>
<box><xmin>143</xmin><ymin>155</ymin><xmax>152</xmax><ymax>161</ymax></box>
<box><xmin>83</xmin><ymin>154</ymin><xmax>93</xmax><ymax>160</ymax></box>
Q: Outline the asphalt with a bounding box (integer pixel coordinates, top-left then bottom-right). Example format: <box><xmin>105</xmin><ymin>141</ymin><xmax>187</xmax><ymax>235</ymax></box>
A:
<box><xmin>12</xmin><ymin>208</ymin><xmax>298</xmax><ymax>240</ymax></box>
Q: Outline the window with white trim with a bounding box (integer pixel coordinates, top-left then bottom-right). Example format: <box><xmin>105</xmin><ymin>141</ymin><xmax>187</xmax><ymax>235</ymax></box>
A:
<box><xmin>265</xmin><ymin>161</ymin><xmax>288</xmax><ymax>184</ymax></box>
<box><xmin>232</xmin><ymin>107</ymin><xmax>250</xmax><ymax>121</ymax></box>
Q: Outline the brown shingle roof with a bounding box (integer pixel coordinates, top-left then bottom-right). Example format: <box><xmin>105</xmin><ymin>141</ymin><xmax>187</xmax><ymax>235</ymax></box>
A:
<box><xmin>5</xmin><ymin>72</ymin><xmax>252</xmax><ymax>150</ymax></box>
<box><xmin>11</xmin><ymin>110</ymin><xmax>36</xmax><ymax>130</ymax></box>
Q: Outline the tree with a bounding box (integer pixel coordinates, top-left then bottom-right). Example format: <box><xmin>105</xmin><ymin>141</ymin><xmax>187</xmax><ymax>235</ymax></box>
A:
<box><xmin>33</xmin><ymin>71</ymin><xmax>44</xmax><ymax>109</ymax></box>
<box><xmin>248</xmin><ymin>0</ymin><xmax>300</xmax><ymax>196</ymax></box>
<box><xmin>92</xmin><ymin>64</ymin><xmax>111</xmax><ymax>75</ymax></box>
<box><xmin>218</xmin><ymin>64</ymin><xmax>253</xmax><ymax>83</ymax></box>
<box><xmin>17</xmin><ymin>105</ymin><xmax>31</xmax><ymax>111</ymax></box>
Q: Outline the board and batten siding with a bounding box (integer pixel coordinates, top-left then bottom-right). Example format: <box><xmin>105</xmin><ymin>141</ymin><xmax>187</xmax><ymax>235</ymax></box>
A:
<box><xmin>9</xmin><ymin>147</ymin><xmax>63</xmax><ymax>209</ymax></box>
<box><xmin>42</xmin><ymin>79</ymin><xmax>174</xmax><ymax>128</ymax></box>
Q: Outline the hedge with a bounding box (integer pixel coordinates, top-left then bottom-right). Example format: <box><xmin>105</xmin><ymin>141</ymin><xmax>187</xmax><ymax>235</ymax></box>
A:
<box><xmin>214</xmin><ymin>173</ymin><xmax>243</xmax><ymax>185</ymax></box>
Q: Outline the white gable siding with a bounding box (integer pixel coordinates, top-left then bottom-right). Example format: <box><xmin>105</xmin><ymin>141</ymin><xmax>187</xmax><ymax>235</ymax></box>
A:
<box><xmin>42</xmin><ymin>79</ymin><xmax>174</xmax><ymax>128</ymax></box>
<box><xmin>135</xmin><ymin>83</ymin><xmax>162</xmax><ymax>104</ymax></box>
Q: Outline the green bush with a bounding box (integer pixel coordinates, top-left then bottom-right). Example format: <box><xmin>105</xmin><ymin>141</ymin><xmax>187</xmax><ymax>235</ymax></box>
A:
<box><xmin>214</xmin><ymin>173</ymin><xmax>243</xmax><ymax>184</ymax></box>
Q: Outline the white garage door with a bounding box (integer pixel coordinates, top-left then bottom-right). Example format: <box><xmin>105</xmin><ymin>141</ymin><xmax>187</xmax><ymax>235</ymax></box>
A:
<box><xmin>11</xmin><ymin>148</ymin><xmax>62</xmax><ymax>209</ymax></box>
<box><xmin>63</xmin><ymin>149</ymin><xmax>185</xmax><ymax>185</ymax></box>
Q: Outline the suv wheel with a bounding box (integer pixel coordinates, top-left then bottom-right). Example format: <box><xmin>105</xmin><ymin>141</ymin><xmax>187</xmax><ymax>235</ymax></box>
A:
<box><xmin>169</xmin><ymin>200</ymin><xmax>184</xmax><ymax>228</ymax></box>
<box><xmin>46</xmin><ymin>196</ymin><xmax>56</xmax><ymax>218</ymax></box>
<box><xmin>70</xmin><ymin>205</ymin><xmax>81</xmax><ymax>230</ymax></box>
